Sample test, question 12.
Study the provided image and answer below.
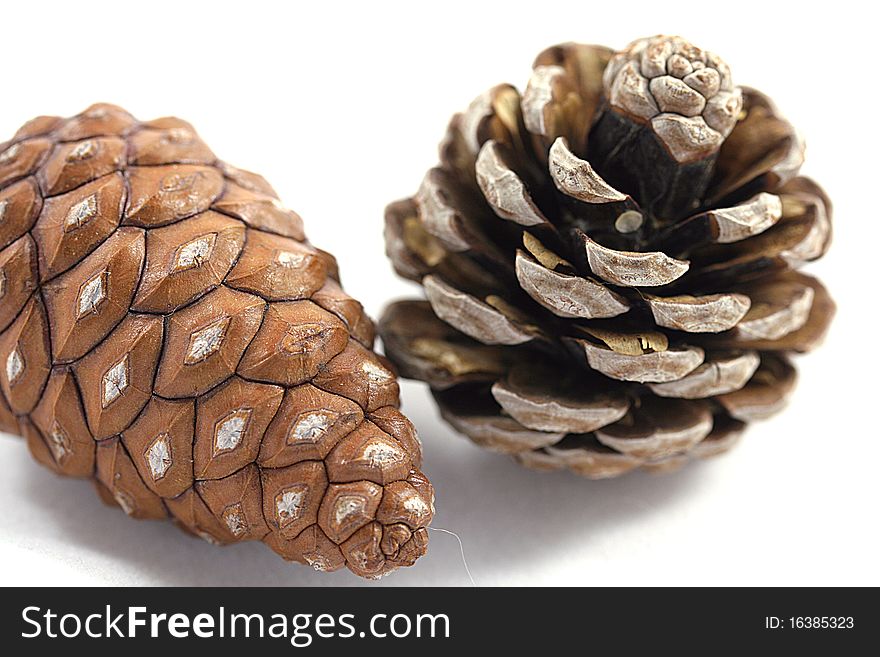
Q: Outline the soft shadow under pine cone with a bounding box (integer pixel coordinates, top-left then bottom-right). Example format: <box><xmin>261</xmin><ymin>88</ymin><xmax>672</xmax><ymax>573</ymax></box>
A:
<box><xmin>14</xmin><ymin>392</ymin><xmax>704</xmax><ymax>584</ymax></box>
<box><xmin>14</xmin><ymin>448</ymin><xmax>431</xmax><ymax>585</ymax></box>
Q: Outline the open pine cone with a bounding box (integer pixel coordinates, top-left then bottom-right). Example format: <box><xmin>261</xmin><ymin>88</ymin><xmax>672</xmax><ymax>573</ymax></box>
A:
<box><xmin>381</xmin><ymin>35</ymin><xmax>833</xmax><ymax>478</ymax></box>
<box><xmin>0</xmin><ymin>104</ymin><xmax>433</xmax><ymax>578</ymax></box>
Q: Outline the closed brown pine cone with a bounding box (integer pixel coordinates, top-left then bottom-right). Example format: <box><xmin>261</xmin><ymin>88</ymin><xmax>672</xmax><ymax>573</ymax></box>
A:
<box><xmin>0</xmin><ymin>103</ymin><xmax>433</xmax><ymax>578</ymax></box>
<box><xmin>381</xmin><ymin>35</ymin><xmax>834</xmax><ymax>478</ymax></box>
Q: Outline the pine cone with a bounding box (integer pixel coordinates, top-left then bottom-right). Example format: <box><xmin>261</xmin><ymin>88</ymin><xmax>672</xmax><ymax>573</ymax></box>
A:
<box><xmin>0</xmin><ymin>104</ymin><xmax>433</xmax><ymax>578</ymax></box>
<box><xmin>381</xmin><ymin>36</ymin><xmax>833</xmax><ymax>478</ymax></box>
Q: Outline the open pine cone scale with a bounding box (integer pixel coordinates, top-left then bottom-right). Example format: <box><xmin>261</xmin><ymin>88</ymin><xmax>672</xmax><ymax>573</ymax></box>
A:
<box><xmin>381</xmin><ymin>36</ymin><xmax>833</xmax><ymax>477</ymax></box>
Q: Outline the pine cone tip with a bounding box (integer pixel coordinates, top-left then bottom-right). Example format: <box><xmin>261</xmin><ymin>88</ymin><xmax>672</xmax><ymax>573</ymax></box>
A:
<box><xmin>603</xmin><ymin>35</ymin><xmax>742</xmax><ymax>163</ymax></box>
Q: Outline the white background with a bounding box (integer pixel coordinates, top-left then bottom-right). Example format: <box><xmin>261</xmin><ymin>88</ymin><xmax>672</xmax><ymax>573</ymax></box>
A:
<box><xmin>0</xmin><ymin>0</ymin><xmax>876</xmax><ymax>587</ymax></box>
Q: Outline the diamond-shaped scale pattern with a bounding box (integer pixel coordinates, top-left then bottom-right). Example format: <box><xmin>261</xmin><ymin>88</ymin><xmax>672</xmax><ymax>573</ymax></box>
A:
<box><xmin>0</xmin><ymin>104</ymin><xmax>432</xmax><ymax>579</ymax></box>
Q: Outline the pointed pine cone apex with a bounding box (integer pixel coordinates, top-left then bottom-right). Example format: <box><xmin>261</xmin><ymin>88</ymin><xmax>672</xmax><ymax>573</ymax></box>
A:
<box><xmin>380</xmin><ymin>35</ymin><xmax>833</xmax><ymax>479</ymax></box>
<box><xmin>0</xmin><ymin>104</ymin><xmax>432</xmax><ymax>579</ymax></box>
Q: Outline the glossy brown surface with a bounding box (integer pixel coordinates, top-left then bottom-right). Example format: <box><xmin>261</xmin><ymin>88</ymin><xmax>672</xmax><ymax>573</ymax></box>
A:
<box><xmin>0</xmin><ymin>103</ymin><xmax>432</xmax><ymax>578</ymax></box>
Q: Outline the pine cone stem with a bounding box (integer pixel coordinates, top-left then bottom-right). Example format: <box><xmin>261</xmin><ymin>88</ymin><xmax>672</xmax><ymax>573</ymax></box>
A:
<box><xmin>589</xmin><ymin>36</ymin><xmax>743</xmax><ymax>221</ymax></box>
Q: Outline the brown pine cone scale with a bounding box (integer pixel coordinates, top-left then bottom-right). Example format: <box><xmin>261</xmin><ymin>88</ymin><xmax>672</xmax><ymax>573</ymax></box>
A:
<box><xmin>380</xmin><ymin>35</ymin><xmax>833</xmax><ymax>478</ymax></box>
<box><xmin>0</xmin><ymin>103</ymin><xmax>433</xmax><ymax>579</ymax></box>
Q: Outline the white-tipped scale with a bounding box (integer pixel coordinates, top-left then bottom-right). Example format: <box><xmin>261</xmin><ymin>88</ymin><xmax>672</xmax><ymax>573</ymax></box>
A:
<box><xmin>548</xmin><ymin>138</ymin><xmax>627</xmax><ymax>204</ymax></box>
<box><xmin>647</xmin><ymin>292</ymin><xmax>751</xmax><ymax>333</ymax></box>
<box><xmin>414</xmin><ymin>169</ymin><xmax>471</xmax><ymax>252</ymax></box>
<box><xmin>423</xmin><ymin>275</ymin><xmax>533</xmax><ymax>346</ymax></box>
<box><xmin>581</xmin><ymin>235</ymin><xmax>689</xmax><ymax>287</ymax></box>
<box><xmin>576</xmin><ymin>338</ymin><xmax>704</xmax><ymax>383</ymax></box>
<box><xmin>711</xmin><ymin>193</ymin><xmax>783</xmax><ymax>243</ymax></box>
<box><xmin>650</xmin><ymin>113</ymin><xmax>723</xmax><ymax>163</ymax></box>
<box><xmin>491</xmin><ymin>378</ymin><xmax>629</xmax><ymax>434</ymax></box>
<box><xmin>542</xmin><ymin>443</ymin><xmax>643</xmax><ymax>479</ymax></box>
<box><xmin>522</xmin><ymin>65</ymin><xmax>567</xmax><ymax>137</ymax></box>
<box><xmin>515</xmin><ymin>250</ymin><xmax>630</xmax><ymax>319</ymax></box>
<box><xmin>440</xmin><ymin>409</ymin><xmax>564</xmax><ymax>455</ymax></box>
<box><xmin>649</xmin><ymin>351</ymin><xmax>760</xmax><ymax>399</ymax></box>
<box><xmin>595</xmin><ymin>401</ymin><xmax>714</xmax><ymax>459</ymax></box>
<box><xmin>734</xmin><ymin>281</ymin><xmax>814</xmax><ymax>341</ymax></box>
<box><xmin>476</xmin><ymin>141</ymin><xmax>549</xmax><ymax>227</ymax></box>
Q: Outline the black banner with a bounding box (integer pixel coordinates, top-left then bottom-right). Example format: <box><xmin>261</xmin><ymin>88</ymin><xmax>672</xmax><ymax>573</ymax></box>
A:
<box><xmin>0</xmin><ymin>587</ymin><xmax>873</xmax><ymax>652</ymax></box>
